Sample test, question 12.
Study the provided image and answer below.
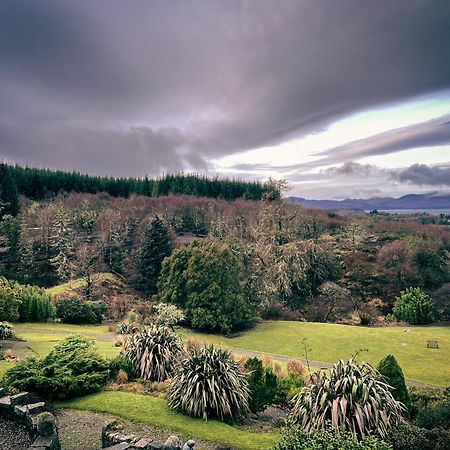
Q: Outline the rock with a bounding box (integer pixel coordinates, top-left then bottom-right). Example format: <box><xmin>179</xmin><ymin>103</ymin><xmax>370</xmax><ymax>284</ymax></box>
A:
<box><xmin>0</xmin><ymin>395</ymin><xmax>12</xmax><ymax>411</ymax></box>
<box><xmin>182</xmin><ymin>440</ymin><xmax>195</xmax><ymax>450</ymax></box>
<box><xmin>27</xmin><ymin>402</ymin><xmax>46</xmax><ymax>416</ymax></box>
<box><xmin>164</xmin><ymin>435</ymin><xmax>181</xmax><ymax>450</ymax></box>
<box><xmin>10</xmin><ymin>392</ymin><xmax>30</xmax><ymax>406</ymax></box>
<box><xmin>31</xmin><ymin>433</ymin><xmax>60</xmax><ymax>449</ymax></box>
<box><xmin>36</xmin><ymin>412</ymin><xmax>56</xmax><ymax>436</ymax></box>
<box><xmin>103</xmin><ymin>444</ymin><xmax>131</xmax><ymax>450</ymax></box>
<box><xmin>134</xmin><ymin>438</ymin><xmax>153</xmax><ymax>448</ymax></box>
<box><xmin>14</xmin><ymin>404</ymin><xmax>29</xmax><ymax>418</ymax></box>
<box><xmin>28</xmin><ymin>413</ymin><xmax>39</xmax><ymax>431</ymax></box>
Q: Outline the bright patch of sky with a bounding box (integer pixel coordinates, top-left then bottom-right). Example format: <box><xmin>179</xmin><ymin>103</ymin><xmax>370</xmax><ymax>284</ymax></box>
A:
<box><xmin>213</xmin><ymin>90</ymin><xmax>450</xmax><ymax>174</ymax></box>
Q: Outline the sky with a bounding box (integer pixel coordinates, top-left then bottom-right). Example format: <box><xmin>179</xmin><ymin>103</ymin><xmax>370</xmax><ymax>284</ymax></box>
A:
<box><xmin>0</xmin><ymin>0</ymin><xmax>450</xmax><ymax>199</ymax></box>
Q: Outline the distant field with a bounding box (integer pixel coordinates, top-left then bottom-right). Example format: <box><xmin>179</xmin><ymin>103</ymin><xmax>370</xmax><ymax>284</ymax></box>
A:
<box><xmin>1</xmin><ymin>321</ymin><xmax>448</xmax><ymax>386</ymax></box>
<box><xmin>182</xmin><ymin>321</ymin><xmax>450</xmax><ymax>386</ymax></box>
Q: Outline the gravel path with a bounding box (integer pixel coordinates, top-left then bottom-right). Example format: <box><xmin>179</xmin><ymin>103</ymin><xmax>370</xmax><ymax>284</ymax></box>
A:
<box><xmin>0</xmin><ymin>416</ymin><xmax>34</xmax><ymax>450</ymax></box>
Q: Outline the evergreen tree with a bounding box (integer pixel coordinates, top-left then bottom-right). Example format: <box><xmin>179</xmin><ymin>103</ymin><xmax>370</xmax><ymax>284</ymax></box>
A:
<box><xmin>377</xmin><ymin>354</ymin><xmax>410</xmax><ymax>410</ymax></box>
<box><xmin>139</xmin><ymin>216</ymin><xmax>172</xmax><ymax>295</ymax></box>
<box><xmin>0</xmin><ymin>163</ymin><xmax>20</xmax><ymax>219</ymax></box>
<box><xmin>50</xmin><ymin>204</ymin><xmax>74</xmax><ymax>281</ymax></box>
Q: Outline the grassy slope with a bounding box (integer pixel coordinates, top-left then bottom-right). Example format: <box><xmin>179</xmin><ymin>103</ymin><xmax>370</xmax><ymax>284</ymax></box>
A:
<box><xmin>60</xmin><ymin>391</ymin><xmax>278</xmax><ymax>450</ymax></box>
<box><xmin>45</xmin><ymin>272</ymin><xmax>121</xmax><ymax>297</ymax></box>
<box><xmin>182</xmin><ymin>321</ymin><xmax>450</xmax><ymax>386</ymax></box>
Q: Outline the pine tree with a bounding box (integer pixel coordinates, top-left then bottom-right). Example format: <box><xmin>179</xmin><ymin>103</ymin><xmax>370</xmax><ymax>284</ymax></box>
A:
<box><xmin>139</xmin><ymin>216</ymin><xmax>172</xmax><ymax>295</ymax></box>
<box><xmin>0</xmin><ymin>163</ymin><xmax>20</xmax><ymax>219</ymax></box>
<box><xmin>50</xmin><ymin>204</ymin><xmax>75</xmax><ymax>281</ymax></box>
<box><xmin>377</xmin><ymin>354</ymin><xmax>410</xmax><ymax>409</ymax></box>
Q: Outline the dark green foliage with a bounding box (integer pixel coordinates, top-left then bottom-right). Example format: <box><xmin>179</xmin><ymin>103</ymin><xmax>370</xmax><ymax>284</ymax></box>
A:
<box><xmin>274</xmin><ymin>374</ymin><xmax>305</xmax><ymax>406</ymax></box>
<box><xmin>393</xmin><ymin>287</ymin><xmax>434</xmax><ymax>325</ymax></box>
<box><xmin>109</xmin><ymin>355</ymin><xmax>135</xmax><ymax>381</ymax></box>
<box><xmin>274</xmin><ymin>427</ymin><xmax>392</xmax><ymax>450</ymax></box>
<box><xmin>0</xmin><ymin>163</ymin><xmax>20</xmax><ymax>218</ymax></box>
<box><xmin>3</xmin><ymin>335</ymin><xmax>110</xmax><ymax>400</ymax></box>
<box><xmin>158</xmin><ymin>238</ymin><xmax>254</xmax><ymax>333</ymax></box>
<box><xmin>377</xmin><ymin>355</ymin><xmax>410</xmax><ymax>409</ymax></box>
<box><xmin>0</xmin><ymin>276</ymin><xmax>21</xmax><ymax>321</ymax></box>
<box><xmin>415</xmin><ymin>245</ymin><xmax>449</xmax><ymax>290</ymax></box>
<box><xmin>408</xmin><ymin>386</ymin><xmax>450</xmax><ymax>430</ymax></box>
<box><xmin>139</xmin><ymin>216</ymin><xmax>172</xmax><ymax>295</ymax></box>
<box><xmin>14</xmin><ymin>282</ymin><xmax>55</xmax><ymax>322</ymax></box>
<box><xmin>168</xmin><ymin>346</ymin><xmax>250</xmax><ymax>421</ymax></box>
<box><xmin>244</xmin><ymin>357</ymin><xmax>278</xmax><ymax>413</ymax></box>
<box><xmin>387</xmin><ymin>424</ymin><xmax>450</xmax><ymax>450</ymax></box>
<box><xmin>56</xmin><ymin>297</ymin><xmax>106</xmax><ymax>324</ymax></box>
<box><xmin>8</xmin><ymin>164</ymin><xmax>273</xmax><ymax>201</ymax></box>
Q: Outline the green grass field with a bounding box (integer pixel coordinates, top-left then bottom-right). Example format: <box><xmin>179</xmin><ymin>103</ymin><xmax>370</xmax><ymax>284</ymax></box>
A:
<box><xmin>182</xmin><ymin>321</ymin><xmax>450</xmax><ymax>386</ymax></box>
<box><xmin>60</xmin><ymin>391</ymin><xmax>278</xmax><ymax>450</ymax></box>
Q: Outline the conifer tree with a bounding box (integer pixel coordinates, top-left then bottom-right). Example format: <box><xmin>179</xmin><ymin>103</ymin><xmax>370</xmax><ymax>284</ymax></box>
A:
<box><xmin>377</xmin><ymin>354</ymin><xmax>410</xmax><ymax>410</ymax></box>
<box><xmin>50</xmin><ymin>204</ymin><xmax>74</xmax><ymax>281</ymax></box>
<box><xmin>139</xmin><ymin>216</ymin><xmax>172</xmax><ymax>295</ymax></box>
<box><xmin>0</xmin><ymin>163</ymin><xmax>20</xmax><ymax>219</ymax></box>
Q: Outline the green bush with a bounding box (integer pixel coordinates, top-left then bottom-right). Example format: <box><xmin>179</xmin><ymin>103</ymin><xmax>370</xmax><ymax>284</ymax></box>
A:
<box><xmin>3</xmin><ymin>335</ymin><xmax>109</xmax><ymax>400</ymax></box>
<box><xmin>273</xmin><ymin>426</ymin><xmax>392</xmax><ymax>450</ymax></box>
<box><xmin>123</xmin><ymin>325</ymin><xmax>183</xmax><ymax>381</ymax></box>
<box><xmin>274</xmin><ymin>373</ymin><xmax>305</xmax><ymax>406</ymax></box>
<box><xmin>291</xmin><ymin>359</ymin><xmax>405</xmax><ymax>439</ymax></box>
<box><xmin>168</xmin><ymin>346</ymin><xmax>249</xmax><ymax>421</ymax></box>
<box><xmin>377</xmin><ymin>355</ymin><xmax>410</xmax><ymax>410</ymax></box>
<box><xmin>56</xmin><ymin>297</ymin><xmax>106</xmax><ymax>324</ymax></box>
<box><xmin>387</xmin><ymin>424</ymin><xmax>450</xmax><ymax>450</ymax></box>
<box><xmin>393</xmin><ymin>287</ymin><xmax>434</xmax><ymax>325</ymax></box>
<box><xmin>0</xmin><ymin>277</ymin><xmax>21</xmax><ymax>321</ymax></box>
<box><xmin>244</xmin><ymin>357</ymin><xmax>278</xmax><ymax>413</ymax></box>
<box><xmin>14</xmin><ymin>282</ymin><xmax>55</xmax><ymax>322</ymax></box>
<box><xmin>109</xmin><ymin>355</ymin><xmax>135</xmax><ymax>381</ymax></box>
<box><xmin>0</xmin><ymin>321</ymin><xmax>15</xmax><ymax>339</ymax></box>
<box><xmin>409</xmin><ymin>386</ymin><xmax>450</xmax><ymax>429</ymax></box>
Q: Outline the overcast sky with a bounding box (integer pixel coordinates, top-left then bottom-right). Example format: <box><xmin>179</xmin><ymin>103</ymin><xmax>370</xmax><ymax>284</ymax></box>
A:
<box><xmin>1</xmin><ymin>0</ymin><xmax>450</xmax><ymax>199</ymax></box>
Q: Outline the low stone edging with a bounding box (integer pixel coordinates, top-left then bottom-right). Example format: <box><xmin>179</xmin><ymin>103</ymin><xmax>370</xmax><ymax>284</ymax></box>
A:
<box><xmin>0</xmin><ymin>387</ymin><xmax>61</xmax><ymax>450</ymax></box>
<box><xmin>102</xmin><ymin>420</ymin><xmax>196</xmax><ymax>450</ymax></box>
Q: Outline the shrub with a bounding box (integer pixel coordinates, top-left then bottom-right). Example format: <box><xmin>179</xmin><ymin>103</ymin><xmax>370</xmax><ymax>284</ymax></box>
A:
<box><xmin>14</xmin><ymin>282</ymin><xmax>55</xmax><ymax>322</ymax></box>
<box><xmin>291</xmin><ymin>359</ymin><xmax>405</xmax><ymax>439</ymax></box>
<box><xmin>3</xmin><ymin>335</ymin><xmax>110</xmax><ymax>400</ymax></box>
<box><xmin>56</xmin><ymin>297</ymin><xmax>107</xmax><ymax>324</ymax></box>
<box><xmin>109</xmin><ymin>355</ymin><xmax>135</xmax><ymax>381</ymax></box>
<box><xmin>287</xmin><ymin>360</ymin><xmax>305</xmax><ymax>377</ymax></box>
<box><xmin>123</xmin><ymin>325</ymin><xmax>183</xmax><ymax>381</ymax></box>
<box><xmin>275</xmin><ymin>373</ymin><xmax>305</xmax><ymax>406</ymax></box>
<box><xmin>244</xmin><ymin>357</ymin><xmax>278</xmax><ymax>413</ymax></box>
<box><xmin>377</xmin><ymin>355</ymin><xmax>410</xmax><ymax>409</ymax></box>
<box><xmin>387</xmin><ymin>423</ymin><xmax>450</xmax><ymax>450</ymax></box>
<box><xmin>168</xmin><ymin>346</ymin><xmax>249</xmax><ymax>421</ymax></box>
<box><xmin>408</xmin><ymin>386</ymin><xmax>450</xmax><ymax>428</ymax></box>
<box><xmin>393</xmin><ymin>287</ymin><xmax>434</xmax><ymax>325</ymax></box>
<box><xmin>152</xmin><ymin>302</ymin><xmax>185</xmax><ymax>328</ymax></box>
<box><xmin>0</xmin><ymin>277</ymin><xmax>21</xmax><ymax>321</ymax></box>
<box><xmin>273</xmin><ymin>426</ymin><xmax>392</xmax><ymax>450</ymax></box>
<box><xmin>0</xmin><ymin>321</ymin><xmax>16</xmax><ymax>340</ymax></box>
<box><xmin>116</xmin><ymin>321</ymin><xmax>139</xmax><ymax>335</ymax></box>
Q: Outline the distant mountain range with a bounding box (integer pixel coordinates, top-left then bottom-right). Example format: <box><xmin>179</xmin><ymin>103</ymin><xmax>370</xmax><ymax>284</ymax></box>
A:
<box><xmin>288</xmin><ymin>194</ymin><xmax>450</xmax><ymax>211</ymax></box>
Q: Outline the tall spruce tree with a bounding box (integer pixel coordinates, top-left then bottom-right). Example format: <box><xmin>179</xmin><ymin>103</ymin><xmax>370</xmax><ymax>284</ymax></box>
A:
<box><xmin>139</xmin><ymin>216</ymin><xmax>172</xmax><ymax>295</ymax></box>
<box><xmin>0</xmin><ymin>163</ymin><xmax>20</xmax><ymax>219</ymax></box>
<box><xmin>377</xmin><ymin>354</ymin><xmax>410</xmax><ymax>410</ymax></box>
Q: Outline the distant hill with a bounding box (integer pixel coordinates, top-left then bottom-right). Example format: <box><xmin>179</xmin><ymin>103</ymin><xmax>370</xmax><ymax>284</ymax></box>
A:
<box><xmin>288</xmin><ymin>194</ymin><xmax>450</xmax><ymax>210</ymax></box>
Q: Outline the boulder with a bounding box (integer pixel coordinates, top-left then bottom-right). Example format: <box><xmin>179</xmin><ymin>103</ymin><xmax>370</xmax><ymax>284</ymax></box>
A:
<box><xmin>10</xmin><ymin>392</ymin><xmax>30</xmax><ymax>406</ymax></box>
<box><xmin>36</xmin><ymin>412</ymin><xmax>56</xmax><ymax>436</ymax></box>
<box><xmin>163</xmin><ymin>435</ymin><xmax>181</xmax><ymax>450</ymax></box>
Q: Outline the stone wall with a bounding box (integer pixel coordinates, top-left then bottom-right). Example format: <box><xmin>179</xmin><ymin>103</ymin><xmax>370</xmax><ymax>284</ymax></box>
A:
<box><xmin>0</xmin><ymin>387</ymin><xmax>61</xmax><ymax>450</ymax></box>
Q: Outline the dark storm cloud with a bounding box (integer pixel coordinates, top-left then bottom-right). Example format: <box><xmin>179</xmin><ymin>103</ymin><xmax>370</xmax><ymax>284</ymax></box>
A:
<box><xmin>396</xmin><ymin>164</ymin><xmax>450</xmax><ymax>187</ymax></box>
<box><xmin>1</xmin><ymin>0</ymin><xmax>450</xmax><ymax>175</ymax></box>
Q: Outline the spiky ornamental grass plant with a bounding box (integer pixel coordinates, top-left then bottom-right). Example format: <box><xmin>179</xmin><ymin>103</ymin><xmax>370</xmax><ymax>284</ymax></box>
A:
<box><xmin>290</xmin><ymin>358</ymin><xmax>405</xmax><ymax>440</ymax></box>
<box><xmin>123</xmin><ymin>325</ymin><xmax>183</xmax><ymax>381</ymax></box>
<box><xmin>168</xmin><ymin>346</ymin><xmax>250</xmax><ymax>422</ymax></box>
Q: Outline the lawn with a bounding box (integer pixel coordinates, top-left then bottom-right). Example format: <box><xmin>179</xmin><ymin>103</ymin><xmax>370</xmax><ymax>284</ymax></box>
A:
<box><xmin>182</xmin><ymin>321</ymin><xmax>450</xmax><ymax>386</ymax></box>
<box><xmin>60</xmin><ymin>391</ymin><xmax>278</xmax><ymax>450</ymax></box>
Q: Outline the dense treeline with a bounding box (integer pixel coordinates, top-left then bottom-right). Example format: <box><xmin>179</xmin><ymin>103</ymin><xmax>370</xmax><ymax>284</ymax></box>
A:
<box><xmin>6</xmin><ymin>164</ymin><xmax>273</xmax><ymax>201</ymax></box>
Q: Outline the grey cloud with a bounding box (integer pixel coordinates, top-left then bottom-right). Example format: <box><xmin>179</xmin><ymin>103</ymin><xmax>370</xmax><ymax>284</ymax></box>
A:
<box><xmin>396</xmin><ymin>164</ymin><xmax>450</xmax><ymax>186</ymax></box>
<box><xmin>0</xmin><ymin>0</ymin><xmax>450</xmax><ymax>175</ymax></box>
